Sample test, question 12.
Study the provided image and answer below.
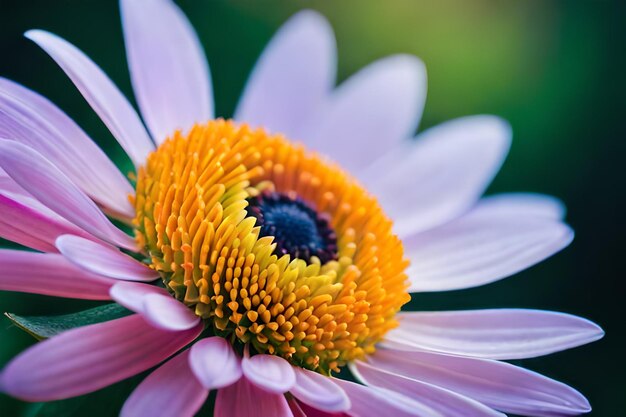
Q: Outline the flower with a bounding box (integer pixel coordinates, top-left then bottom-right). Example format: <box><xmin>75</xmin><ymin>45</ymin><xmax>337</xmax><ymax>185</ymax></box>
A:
<box><xmin>0</xmin><ymin>0</ymin><xmax>603</xmax><ymax>416</ymax></box>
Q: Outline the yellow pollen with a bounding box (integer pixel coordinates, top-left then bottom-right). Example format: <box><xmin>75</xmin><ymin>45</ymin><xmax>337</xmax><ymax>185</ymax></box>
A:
<box><xmin>133</xmin><ymin>119</ymin><xmax>410</xmax><ymax>373</ymax></box>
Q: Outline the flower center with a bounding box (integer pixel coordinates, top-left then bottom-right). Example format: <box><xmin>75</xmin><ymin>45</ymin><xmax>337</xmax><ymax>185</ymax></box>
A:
<box><xmin>133</xmin><ymin>120</ymin><xmax>410</xmax><ymax>373</ymax></box>
<box><xmin>246</xmin><ymin>192</ymin><xmax>338</xmax><ymax>264</ymax></box>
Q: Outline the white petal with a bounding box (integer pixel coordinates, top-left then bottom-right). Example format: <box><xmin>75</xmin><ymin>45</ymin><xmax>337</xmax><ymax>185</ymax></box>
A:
<box><xmin>0</xmin><ymin>77</ymin><xmax>134</xmax><ymax>217</ymax></box>
<box><xmin>352</xmin><ymin>361</ymin><xmax>504</xmax><ymax>417</ymax></box>
<box><xmin>366</xmin><ymin>348</ymin><xmax>592</xmax><ymax>417</ymax></box>
<box><xmin>362</xmin><ymin>115</ymin><xmax>511</xmax><ymax>236</ymax></box>
<box><xmin>304</xmin><ymin>55</ymin><xmax>426</xmax><ymax>173</ymax></box>
<box><xmin>479</xmin><ymin>192</ymin><xmax>566</xmax><ymax>220</ymax></box>
<box><xmin>235</xmin><ymin>10</ymin><xmax>335</xmax><ymax>140</ymax></box>
<box><xmin>109</xmin><ymin>281</ymin><xmax>170</xmax><ymax>313</ymax></box>
<box><xmin>384</xmin><ymin>309</ymin><xmax>604</xmax><ymax>360</ymax></box>
<box><xmin>242</xmin><ymin>351</ymin><xmax>296</xmax><ymax>394</ymax></box>
<box><xmin>290</xmin><ymin>367</ymin><xmax>350</xmax><ymax>412</ymax></box>
<box><xmin>141</xmin><ymin>293</ymin><xmax>200</xmax><ymax>331</ymax></box>
<box><xmin>56</xmin><ymin>235</ymin><xmax>157</xmax><ymax>281</ymax></box>
<box><xmin>120</xmin><ymin>0</ymin><xmax>212</xmax><ymax>143</ymax></box>
<box><xmin>0</xmin><ymin>141</ymin><xmax>135</xmax><ymax>249</ymax></box>
<box><xmin>24</xmin><ymin>30</ymin><xmax>154</xmax><ymax>166</ymax></box>
<box><xmin>404</xmin><ymin>202</ymin><xmax>574</xmax><ymax>292</ymax></box>
<box><xmin>189</xmin><ymin>337</ymin><xmax>242</xmax><ymax>389</ymax></box>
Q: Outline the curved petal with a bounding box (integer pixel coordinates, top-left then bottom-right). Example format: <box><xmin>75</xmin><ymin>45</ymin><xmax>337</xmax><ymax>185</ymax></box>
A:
<box><xmin>404</xmin><ymin>204</ymin><xmax>574</xmax><ymax>292</ymax></box>
<box><xmin>109</xmin><ymin>281</ymin><xmax>170</xmax><ymax>312</ymax></box>
<box><xmin>352</xmin><ymin>361</ymin><xmax>504</xmax><ymax>417</ymax></box>
<box><xmin>235</xmin><ymin>10</ymin><xmax>335</xmax><ymax>140</ymax></box>
<box><xmin>142</xmin><ymin>293</ymin><xmax>200</xmax><ymax>331</ymax></box>
<box><xmin>121</xmin><ymin>349</ymin><xmax>207</xmax><ymax>417</ymax></box>
<box><xmin>384</xmin><ymin>309</ymin><xmax>604</xmax><ymax>360</ymax></box>
<box><xmin>56</xmin><ymin>235</ymin><xmax>157</xmax><ymax>281</ymax></box>
<box><xmin>108</xmin><ymin>281</ymin><xmax>198</xmax><ymax>331</ymax></box>
<box><xmin>24</xmin><ymin>30</ymin><xmax>154</xmax><ymax>166</ymax></box>
<box><xmin>362</xmin><ymin>116</ymin><xmax>511</xmax><ymax>237</ymax></box>
<box><xmin>290</xmin><ymin>367</ymin><xmax>350</xmax><ymax>412</ymax></box>
<box><xmin>0</xmin><ymin>77</ymin><xmax>134</xmax><ymax>217</ymax></box>
<box><xmin>304</xmin><ymin>55</ymin><xmax>426</xmax><ymax>173</ymax></box>
<box><xmin>479</xmin><ymin>193</ymin><xmax>566</xmax><ymax>220</ymax></box>
<box><xmin>366</xmin><ymin>348</ymin><xmax>592</xmax><ymax>417</ymax></box>
<box><xmin>0</xmin><ymin>250</ymin><xmax>113</xmax><ymax>300</ymax></box>
<box><xmin>0</xmin><ymin>314</ymin><xmax>202</xmax><ymax>401</ymax></box>
<box><xmin>0</xmin><ymin>141</ymin><xmax>136</xmax><ymax>250</ymax></box>
<box><xmin>0</xmin><ymin>191</ymin><xmax>89</xmax><ymax>253</ymax></box>
<box><xmin>189</xmin><ymin>337</ymin><xmax>242</xmax><ymax>389</ymax></box>
<box><xmin>215</xmin><ymin>377</ymin><xmax>293</xmax><ymax>417</ymax></box>
<box><xmin>333</xmin><ymin>377</ymin><xmax>443</xmax><ymax>417</ymax></box>
<box><xmin>242</xmin><ymin>351</ymin><xmax>296</xmax><ymax>394</ymax></box>
<box><xmin>120</xmin><ymin>0</ymin><xmax>212</xmax><ymax>143</ymax></box>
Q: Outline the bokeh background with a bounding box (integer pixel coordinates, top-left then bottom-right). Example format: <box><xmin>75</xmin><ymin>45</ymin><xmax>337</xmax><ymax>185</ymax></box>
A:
<box><xmin>0</xmin><ymin>0</ymin><xmax>623</xmax><ymax>415</ymax></box>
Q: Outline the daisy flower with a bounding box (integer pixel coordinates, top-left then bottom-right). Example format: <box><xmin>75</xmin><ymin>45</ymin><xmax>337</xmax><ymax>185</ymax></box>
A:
<box><xmin>0</xmin><ymin>1</ymin><xmax>603</xmax><ymax>416</ymax></box>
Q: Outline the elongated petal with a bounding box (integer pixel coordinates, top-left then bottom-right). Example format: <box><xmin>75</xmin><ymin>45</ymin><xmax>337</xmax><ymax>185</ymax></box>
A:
<box><xmin>352</xmin><ymin>361</ymin><xmax>504</xmax><ymax>417</ymax></box>
<box><xmin>189</xmin><ymin>337</ymin><xmax>242</xmax><ymax>389</ymax></box>
<box><xmin>56</xmin><ymin>235</ymin><xmax>157</xmax><ymax>281</ymax></box>
<box><xmin>0</xmin><ymin>192</ymin><xmax>88</xmax><ymax>253</ymax></box>
<box><xmin>367</xmin><ymin>348</ymin><xmax>592</xmax><ymax>417</ymax></box>
<box><xmin>0</xmin><ymin>77</ymin><xmax>134</xmax><ymax>217</ymax></box>
<box><xmin>384</xmin><ymin>309</ymin><xmax>604</xmax><ymax>360</ymax></box>
<box><xmin>290</xmin><ymin>367</ymin><xmax>350</xmax><ymax>412</ymax></box>
<box><xmin>305</xmin><ymin>55</ymin><xmax>426</xmax><ymax>173</ymax></box>
<box><xmin>121</xmin><ymin>349</ymin><xmax>207</xmax><ymax>417</ymax></box>
<box><xmin>362</xmin><ymin>116</ymin><xmax>511</xmax><ymax>236</ymax></box>
<box><xmin>333</xmin><ymin>377</ymin><xmax>443</xmax><ymax>417</ymax></box>
<box><xmin>242</xmin><ymin>352</ymin><xmax>296</xmax><ymax>394</ymax></box>
<box><xmin>120</xmin><ymin>0</ymin><xmax>212</xmax><ymax>143</ymax></box>
<box><xmin>24</xmin><ymin>30</ymin><xmax>154</xmax><ymax>166</ymax></box>
<box><xmin>404</xmin><ymin>203</ymin><xmax>574</xmax><ymax>292</ymax></box>
<box><xmin>109</xmin><ymin>281</ymin><xmax>198</xmax><ymax>331</ymax></box>
<box><xmin>479</xmin><ymin>193</ymin><xmax>566</xmax><ymax>220</ymax></box>
<box><xmin>0</xmin><ymin>141</ymin><xmax>135</xmax><ymax>249</ymax></box>
<box><xmin>215</xmin><ymin>377</ymin><xmax>293</xmax><ymax>417</ymax></box>
<box><xmin>236</xmin><ymin>10</ymin><xmax>335</xmax><ymax>140</ymax></box>
<box><xmin>0</xmin><ymin>314</ymin><xmax>202</xmax><ymax>401</ymax></box>
<box><xmin>0</xmin><ymin>250</ymin><xmax>113</xmax><ymax>299</ymax></box>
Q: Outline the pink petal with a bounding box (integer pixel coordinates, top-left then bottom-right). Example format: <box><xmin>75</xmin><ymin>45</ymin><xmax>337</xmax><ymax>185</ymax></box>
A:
<box><xmin>0</xmin><ymin>141</ymin><xmax>135</xmax><ymax>250</ymax></box>
<box><xmin>56</xmin><ymin>235</ymin><xmax>157</xmax><ymax>281</ymax></box>
<box><xmin>120</xmin><ymin>0</ymin><xmax>212</xmax><ymax>143</ymax></box>
<box><xmin>362</xmin><ymin>116</ymin><xmax>511</xmax><ymax>237</ymax></box>
<box><xmin>0</xmin><ymin>77</ymin><xmax>134</xmax><ymax>217</ymax></box>
<box><xmin>0</xmin><ymin>250</ymin><xmax>113</xmax><ymax>299</ymax></box>
<box><xmin>121</xmin><ymin>349</ymin><xmax>207</xmax><ymax>417</ymax></box>
<box><xmin>352</xmin><ymin>361</ymin><xmax>504</xmax><ymax>417</ymax></box>
<box><xmin>305</xmin><ymin>55</ymin><xmax>426</xmax><ymax>173</ymax></box>
<box><xmin>290</xmin><ymin>367</ymin><xmax>350</xmax><ymax>412</ymax></box>
<box><xmin>384</xmin><ymin>309</ymin><xmax>603</xmax><ymax>360</ymax></box>
<box><xmin>0</xmin><ymin>314</ymin><xmax>202</xmax><ymax>401</ymax></box>
<box><xmin>109</xmin><ymin>281</ymin><xmax>170</xmax><ymax>312</ymax></box>
<box><xmin>24</xmin><ymin>30</ymin><xmax>154</xmax><ymax>166</ymax></box>
<box><xmin>109</xmin><ymin>281</ymin><xmax>198</xmax><ymax>331</ymax></box>
<box><xmin>366</xmin><ymin>348</ymin><xmax>592</xmax><ymax>417</ymax></box>
<box><xmin>189</xmin><ymin>337</ymin><xmax>242</xmax><ymax>389</ymax></box>
<box><xmin>404</xmin><ymin>202</ymin><xmax>574</xmax><ymax>292</ymax></box>
<box><xmin>235</xmin><ymin>10</ymin><xmax>335</xmax><ymax>140</ymax></box>
<box><xmin>296</xmin><ymin>401</ymin><xmax>350</xmax><ymax>417</ymax></box>
<box><xmin>479</xmin><ymin>193</ymin><xmax>566</xmax><ymax>220</ymax></box>
<box><xmin>142</xmin><ymin>293</ymin><xmax>200</xmax><ymax>331</ymax></box>
<box><xmin>332</xmin><ymin>377</ymin><xmax>442</xmax><ymax>417</ymax></box>
<box><xmin>214</xmin><ymin>377</ymin><xmax>293</xmax><ymax>417</ymax></box>
<box><xmin>242</xmin><ymin>351</ymin><xmax>296</xmax><ymax>394</ymax></box>
<box><xmin>0</xmin><ymin>192</ymin><xmax>88</xmax><ymax>252</ymax></box>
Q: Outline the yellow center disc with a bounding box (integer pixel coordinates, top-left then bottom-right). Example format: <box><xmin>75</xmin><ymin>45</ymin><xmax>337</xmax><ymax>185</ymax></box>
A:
<box><xmin>133</xmin><ymin>119</ymin><xmax>410</xmax><ymax>373</ymax></box>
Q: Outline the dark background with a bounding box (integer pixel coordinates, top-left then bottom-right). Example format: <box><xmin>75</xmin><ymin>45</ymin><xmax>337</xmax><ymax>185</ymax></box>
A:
<box><xmin>0</xmin><ymin>0</ymin><xmax>623</xmax><ymax>416</ymax></box>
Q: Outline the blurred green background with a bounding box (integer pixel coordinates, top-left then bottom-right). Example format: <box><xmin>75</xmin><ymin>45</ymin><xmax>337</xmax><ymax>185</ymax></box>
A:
<box><xmin>0</xmin><ymin>0</ymin><xmax>623</xmax><ymax>415</ymax></box>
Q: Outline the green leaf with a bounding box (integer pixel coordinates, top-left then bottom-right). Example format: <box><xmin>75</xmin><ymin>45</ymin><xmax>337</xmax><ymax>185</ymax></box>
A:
<box><xmin>5</xmin><ymin>303</ymin><xmax>131</xmax><ymax>340</ymax></box>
